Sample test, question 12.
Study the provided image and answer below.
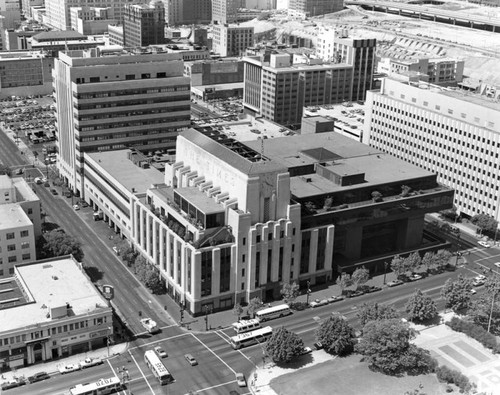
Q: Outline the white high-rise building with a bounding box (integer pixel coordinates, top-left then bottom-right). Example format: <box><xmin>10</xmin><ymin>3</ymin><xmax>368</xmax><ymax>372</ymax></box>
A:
<box><xmin>364</xmin><ymin>77</ymin><xmax>500</xmax><ymax>221</ymax></box>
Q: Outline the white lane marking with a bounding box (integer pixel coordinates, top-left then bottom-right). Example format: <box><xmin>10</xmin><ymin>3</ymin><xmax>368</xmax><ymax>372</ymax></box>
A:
<box><xmin>128</xmin><ymin>350</ymin><xmax>155</xmax><ymax>395</ymax></box>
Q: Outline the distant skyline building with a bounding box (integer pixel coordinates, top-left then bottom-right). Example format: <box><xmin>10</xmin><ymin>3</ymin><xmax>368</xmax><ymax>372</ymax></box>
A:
<box><xmin>288</xmin><ymin>0</ymin><xmax>343</xmax><ymax>18</ymax></box>
<box><xmin>53</xmin><ymin>48</ymin><xmax>191</xmax><ymax>197</ymax></box>
<box><xmin>213</xmin><ymin>24</ymin><xmax>254</xmax><ymax>57</ymax></box>
<box><xmin>123</xmin><ymin>1</ymin><xmax>166</xmax><ymax>48</ymax></box>
<box><xmin>243</xmin><ymin>52</ymin><xmax>353</xmax><ymax>127</ymax></box>
<box><xmin>163</xmin><ymin>0</ymin><xmax>212</xmax><ymax>26</ymax></box>
<box><xmin>212</xmin><ymin>0</ymin><xmax>239</xmax><ymax>24</ymax></box>
<box><xmin>364</xmin><ymin>77</ymin><xmax>500</xmax><ymax>222</ymax></box>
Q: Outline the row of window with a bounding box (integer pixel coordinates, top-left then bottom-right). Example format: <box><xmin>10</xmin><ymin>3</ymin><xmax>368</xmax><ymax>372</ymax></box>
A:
<box><xmin>0</xmin><ymin>253</ymin><xmax>31</xmax><ymax>265</ymax></box>
<box><xmin>74</xmin><ymin>85</ymin><xmax>189</xmax><ymax>100</ymax></box>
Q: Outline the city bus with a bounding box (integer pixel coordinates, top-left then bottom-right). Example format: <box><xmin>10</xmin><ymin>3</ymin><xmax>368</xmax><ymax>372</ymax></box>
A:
<box><xmin>69</xmin><ymin>377</ymin><xmax>121</xmax><ymax>395</ymax></box>
<box><xmin>255</xmin><ymin>304</ymin><xmax>292</xmax><ymax>322</ymax></box>
<box><xmin>231</xmin><ymin>318</ymin><xmax>261</xmax><ymax>334</ymax></box>
<box><xmin>144</xmin><ymin>350</ymin><xmax>174</xmax><ymax>385</ymax></box>
<box><xmin>230</xmin><ymin>326</ymin><xmax>273</xmax><ymax>350</ymax></box>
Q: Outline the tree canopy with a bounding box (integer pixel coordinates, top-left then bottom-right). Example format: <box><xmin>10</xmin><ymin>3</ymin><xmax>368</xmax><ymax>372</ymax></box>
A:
<box><xmin>40</xmin><ymin>229</ymin><xmax>84</xmax><ymax>262</ymax></box>
<box><xmin>247</xmin><ymin>297</ymin><xmax>263</xmax><ymax>318</ymax></box>
<box><xmin>357</xmin><ymin>302</ymin><xmax>399</xmax><ymax>328</ymax></box>
<box><xmin>355</xmin><ymin>319</ymin><xmax>436</xmax><ymax>375</ymax></box>
<box><xmin>280</xmin><ymin>281</ymin><xmax>300</xmax><ymax>304</ymax></box>
<box><xmin>471</xmin><ymin>213</ymin><xmax>498</xmax><ymax>234</ymax></box>
<box><xmin>352</xmin><ymin>267</ymin><xmax>369</xmax><ymax>290</ymax></box>
<box><xmin>441</xmin><ymin>274</ymin><xmax>473</xmax><ymax>313</ymax></box>
<box><xmin>390</xmin><ymin>255</ymin><xmax>406</xmax><ymax>278</ymax></box>
<box><xmin>120</xmin><ymin>246</ymin><xmax>138</xmax><ymax>267</ymax></box>
<box><xmin>405</xmin><ymin>289</ymin><xmax>438</xmax><ymax>322</ymax></box>
<box><xmin>315</xmin><ymin>315</ymin><xmax>355</xmax><ymax>356</ymax></box>
<box><xmin>232</xmin><ymin>303</ymin><xmax>244</xmax><ymax>321</ymax></box>
<box><xmin>470</xmin><ymin>274</ymin><xmax>500</xmax><ymax>334</ymax></box>
<box><xmin>338</xmin><ymin>273</ymin><xmax>353</xmax><ymax>292</ymax></box>
<box><xmin>265</xmin><ymin>326</ymin><xmax>304</xmax><ymax>363</ymax></box>
<box><xmin>134</xmin><ymin>255</ymin><xmax>164</xmax><ymax>294</ymax></box>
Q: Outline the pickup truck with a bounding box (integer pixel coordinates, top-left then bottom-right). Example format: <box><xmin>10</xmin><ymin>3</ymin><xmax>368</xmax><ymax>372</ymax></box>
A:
<box><xmin>79</xmin><ymin>357</ymin><xmax>103</xmax><ymax>369</ymax></box>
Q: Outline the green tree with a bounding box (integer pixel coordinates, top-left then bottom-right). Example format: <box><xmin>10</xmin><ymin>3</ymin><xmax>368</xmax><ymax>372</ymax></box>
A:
<box><xmin>390</xmin><ymin>254</ymin><xmax>406</xmax><ymax>278</ymax></box>
<box><xmin>405</xmin><ymin>289</ymin><xmax>438</xmax><ymax>322</ymax></box>
<box><xmin>315</xmin><ymin>315</ymin><xmax>355</xmax><ymax>356</ymax></box>
<box><xmin>405</xmin><ymin>252</ymin><xmax>422</xmax><ymax>273</ymax></box>
<box><xmin>352</xmin><ymin>267</ymin><xmax>369</xmax><ymax>290</ymax></box>
<box><xmin>40</xmin><ymin>229</ymin><xmax>84</xmax><ymax>261</ymax></box>
<box><xmin>0</xmin><ymin>164</ymin><xmax>11</xmax><ymax>176</ymax></box>
<box><xmin>355</xmin><ymin>319</ymin><xmax>436</xmax><ymax>375</ymax></box>
<box><xmin>357</xmin><ymin>302</ymin><xmax>399</xmax><ymax>328</ymax></box>
<box><xmin>421</xmin><ymin>251</ymin><xmax>436</xmax><ymax>272</ymax></box>
<box><xmin>120</xmin><ymin>246</ymin><xmax>138</xmax><ymax>267</ymax></box>
<box><xmin>471</xmin><ymin>213</ymin><xmax>498</xmax><ymax>235</ymax></box>
<box><xmin>280</xmin><ymin>281</ymin><xmax>300</xmax><ymax>304</ymax></box>
<box><xmin>470</xmin><ymin>274</ymin><xmax>500</xmax><ymax>334</ymax></box>
<box><xmin>143</xmin><ymin>269</ymin><xmax>164</xmax><ymax>294</ymax></box>
<box><xmin>434</xmin><ymin>249</ymin><xmax>452</xmax><ymax>270</ymax></box>
<box><xmin>247</xmin><ymin>297</ymin><xmax>262</xmax><ymax>318</ymax></box>
<box><xmin>441</xmin><ymin>274</ymin><xmax>473</xmax><ymax>313</ymax></box>
<box><xmin>232</xmin><ymin>303</ymin><xmax>244</xmax><ymax>321</ymax></box>
<box><xmin>338</xmin><ymin>273</ymin><xmax>353</xmax><ymax>293</ymax></box>
<box><xmin>134</xmin><ymin>255</ymin><xmax>149</xmax><ymax>279</ymax></box>
<box><xmin>265</xmin><ymin>326</ymin><xmax>304</xmax><ymax>363</ymax></box>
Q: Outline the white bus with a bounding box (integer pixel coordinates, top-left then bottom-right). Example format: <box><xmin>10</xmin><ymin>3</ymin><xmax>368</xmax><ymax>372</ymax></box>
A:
<box><xmin>144</xmin><ymin>350</ymin><xmax>173</xmax><ymax>385</ymax></box>
<box><xmin>69</xmin><ymin>377</ymin><xmax>121</xmax><ymax>395</ymax></box>
<box><xmin>231</xmin><ymin>319</ymin><xmax>261</xmax><ymax>334</ymax></box>
<box><xmin>255</xmin><ymin>304</ymin><xmax>292</xmax><ymax>322</ymax></box>
<box><xmin>230</xmin><ymin>326</ymin><xmax>273</xmax><ymax>350</ymax></box>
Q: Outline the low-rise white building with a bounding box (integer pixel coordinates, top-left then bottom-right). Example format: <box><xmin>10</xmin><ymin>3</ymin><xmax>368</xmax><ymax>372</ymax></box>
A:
<box><xmin>0</xmin><ymin>256</ymin><xmax>113</xmax><ymax>369</ymax></box>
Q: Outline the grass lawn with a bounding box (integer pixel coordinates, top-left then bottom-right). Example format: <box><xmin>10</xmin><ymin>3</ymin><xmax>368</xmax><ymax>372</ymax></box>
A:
<box><xmin>269</xmin><ymin>354</ymin><xmax>449</xmax><ymax>395</ymax></box>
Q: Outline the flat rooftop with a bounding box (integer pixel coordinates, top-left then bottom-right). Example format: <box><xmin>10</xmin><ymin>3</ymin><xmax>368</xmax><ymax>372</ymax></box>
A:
<box><xmin>175</xmin><ymin>187</ymin><xmax>225</xmax><ymax>214</ymax></box>
<box><xmin>244</xmin><ymin>132</ymin><xmax>435</xmax><ymax>198</ymax></box>
<box><xmin>86</xmin><ymin>150</ymin><xmax>164</xmax><ymax>194</ymax></box>
<box><xmin>0</xmin><ymin>257</ymin><xmax>108</xmax><ymax>333</ymax></box>
<box><xmin>0</xmin><ymin>205</ymin><xmax>32</xmax><ymax>230</ymax></box>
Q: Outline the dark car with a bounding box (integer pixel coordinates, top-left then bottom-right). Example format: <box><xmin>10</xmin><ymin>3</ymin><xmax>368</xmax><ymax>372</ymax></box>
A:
<box><xmin>64</xmin><ymin>191</ymin><xmax>72</xmax><ymax>198</ymax></box>
<box><xmin>50</xmin><ymin>188</ymin><xmax>57</xmax><ymax>195</ymax></box>
<box><xmin>27</xmin><ymin>371</ymin><xmax>50</xmax><ymax>384</ymax></box>
<box><xmin>313</xmin><ymin>342</ymin><xmax>323</xmax><ymax>350</ymax></box>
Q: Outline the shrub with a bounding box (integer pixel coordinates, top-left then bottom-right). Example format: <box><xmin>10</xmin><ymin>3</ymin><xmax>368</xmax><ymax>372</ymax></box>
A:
<box><xmin>446</xmin><ymin>317</ymin><xmax>499</xmax><ymax>352</ymax></box>
<box><xmin>436</xmin><ymin>365</ymin><xmax>474</xmax><ymax>393</ymax></box>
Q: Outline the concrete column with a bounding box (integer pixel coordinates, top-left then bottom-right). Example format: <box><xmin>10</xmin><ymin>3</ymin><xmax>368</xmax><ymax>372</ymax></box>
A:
<box><xmin>173</xmin><ymin>239</ymin><xmax>179</xmax><ymax>285</ymax></box>
<box><xmin>325</xmin><ymin>225</ymin><xmax>335</xmax><ymax>275</ymax></box>
<box><xmin>166</xmin><ymin>232</ymin><xmax>171</xmax><ymax>279</ymax></box>
<box><xmin>212</xmin><ymin>248</ymin><xmax>221</xmax><ymax>297</ymax></box>
<box><xmin>308</xmin><ymin>229</ymin><xmax>318</xmax><ymax>274</ymax></box>
<box><xmin>152</xmin><ymin>219</ymin><xmax>158</xmax><ymax>264</ymax></box>
<box><xmin>192</xmin><ymin>251</ymin><xmax>201</xmax><ymax>299</ymax></box>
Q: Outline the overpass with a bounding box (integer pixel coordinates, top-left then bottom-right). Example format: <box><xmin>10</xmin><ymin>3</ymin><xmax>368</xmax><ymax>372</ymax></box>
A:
<box><xmin>346</xmin><ymin>0</ymin><xmax>500</xmax><ymax>32</ymax></box>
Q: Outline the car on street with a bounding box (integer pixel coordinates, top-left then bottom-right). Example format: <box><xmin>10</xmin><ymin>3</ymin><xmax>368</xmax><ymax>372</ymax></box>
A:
<box><xmin>34</xmin><ymin>177</ymin><xmax>42</xmax><ymax>184</ymax></box>
<box><xmin>478</xmin><ymin>241</ymin><xmax>491</xmax><ymax>248</ymax></box>
<box><xmin>1</xmin><ymin>379</ymin><xmax>26</xmax><ymax>390</ymax></box>
<box><xmin>79</xmin><ymin>358</ymin><xmax>103</xmax><ymax>369</ymax></box>
<box><xmin>185</xmin><ymin>354</ymin><xmax>198</xmax><ymax>366</ymax></box>
<box><xmin>313</xmin><ymin>342</ymin><xmax>323</xmax><ymax>350</ymax></box>
<box><xmin>345</xmin><ymin>290</ymin><xmax>365</xmax><ymax>298</ymax></box>
<box><xmin>364</xmin><ymin>285</ymin><xmax>382</xmax><ymax>293</ymax></box>
<box><xmin>154</xmin><ymin>346</ymin><xmax>167</xmax><ymax>358</ymax></box>
<box><xmin>494</xmin><ymin>262</ymin><xmax>500</xmax><ymax>268</ymax></box>
<box><xmin>387</xmin><ymin>279</ymin><xmax>404</xmax><ymax>287</ymax></box>
<box><xmin>27</xmin><ymin>371</ymin><xmax>50</xmax><ymax>383</ymax></box>
<box><xmin>72</xmin><ymin>204</ymin><xmax>79</xmax><ymax>210</ymax></box>
<box><xmin>58</xmin><ymin>363</ymin><xmax>80</xmax><ymax>374</ymax></box>
<box><xmin>309</xmin><ymin>299</ymin><xmax>329</xmax><ymax>308</ymax></box>
<box><xmin>81</xmin><ymin>201</ymin><xmax>89</xmax><ymax>208</ymax></box>
<box><xmin>301</xmin><ymin>346</ymin><xmax>313</xmax><ymax>355</ymax></box>
<box><xmin>236</xmin><ymin>373</ymin><xmax>247</xmax><ymax>387</ymax></box>
<box><xmin>50</xmin><ymin>188</ymin><xmax>57</xmax><ymax>195</ymax></box>
<box><xmin>43</xmin><ymin>181</ymin><xmax>50</xmax><ymax>187</ymax></box>
<box><xmin>327</xmin><ymin>295</ymin><xmax>344</xmax><ymax>303</ymax></box>
<box><xmin>473</xmin><ymin>278</ymin><xmax>485</xmax><ymax>287</ymax></box>
<box><xmin>408</xmin><ymin>274</ymin><xmax>423</xmax><ymax>281</ymax></box>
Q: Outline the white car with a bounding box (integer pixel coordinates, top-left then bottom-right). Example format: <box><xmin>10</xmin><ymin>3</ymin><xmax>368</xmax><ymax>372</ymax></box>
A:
<box><xmin>301</xmin><ymin>346</ymin><xmax>313</xmax><ymax>355</ymax></box>
<box><xmin>154</xmin><ymin>346</ymin><xmax>167</xmax><ymax>358</ymax></box>
<box><xmin>494</xmin><ymin>262</ymin><xmax>500</xmax><ymax>268</ymax></box>
<box><xmin>72</xmin><ymin>204</ymin><xmax>80</xmax><ymax>210</ymax></box>
<box><xmin>236</xmin><ymin>372</ymin><xmax>247</xmax><ymax>387</ymax></box>
<box><xmin>79</xmin><ymin>357</ymin><xmax>103</xmax><ymax>369</ymax></box>
<box><xmin>34</xmin><ymin>177</ymin><xmax>42</xmax><ymax>184</ymax></box>
<box><xmin>58</xmin><ymin>363</ymin><xmax>80</xmax><ymax>374</ymax></box>
<box><xmin>478</xmin><ymin>241</ymin><xmax>491</xmax><ymax>248</ymax></box>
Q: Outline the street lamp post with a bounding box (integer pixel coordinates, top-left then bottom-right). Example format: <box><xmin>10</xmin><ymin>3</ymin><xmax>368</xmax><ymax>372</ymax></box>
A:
<box><xmin>383</xmin><ymin>262</ymin><xmax>388</xmax><ymax>285</ymax></box>
<box><xmin>204</xmin><ymin>305</ymin><xmax>212</xmax><ymax>331</ymax></box>
<box><xmin>180</xmin><ymin>302</ymin><xmax>185</xmax><ymax>327</ymax></box>
<box><xmin>306</xmin><ymin>281</ymin><xmax>311</xmax><ymax>306</ymax></box>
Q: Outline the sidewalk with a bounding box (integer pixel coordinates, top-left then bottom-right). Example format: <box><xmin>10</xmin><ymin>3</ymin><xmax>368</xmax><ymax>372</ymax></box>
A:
<box><xmin>0</xmin><ymin>343</ymin><xmax>128</xmax><ymax>387</ymax></box>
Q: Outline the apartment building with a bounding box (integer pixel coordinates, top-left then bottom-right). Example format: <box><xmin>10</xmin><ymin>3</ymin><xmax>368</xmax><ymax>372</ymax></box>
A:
<box><xmin>243</xmin><ymin>52</ymin><xmax>353</xmax><ymax>127</ymax></box>
<box><xmin>213</xmin><ymin>24</ymin><xmax>254</xmax><ymax>57</ymax></box>
<box><xmin>123</xmin><ymin>2</ymin><xmax>166</xmax><ymax>48</ymax></box>
<box><xmin>70</xmin><ymin>6</ymin><xmax>118</xmax><ymax>36</ymax></box>
<box><xmin>52</xmin><ymin>48</ymin><xmax>191</xmax><ymax>197</ymax></box>
<box><xmin>364</xmin><ymin>77</ymin><xmax>500</xmax><ymax>221</ymax></box>
<box><xmin>163</xmin><ymin>0</ymin><xmax>212</xmax><ymax>26</ymax></box>
<box><xmin>377</xmin><ymin>57</ymin><xmax>464</xmax><ymax>86</ymax></box>
<box><xmin>0</xmin><ymin>256</ymin><xmax>113</xmax><ymax>369</ymax></box>
<box><xmin>288</xmin><ymin>0</ymin><xmax>343</xmax><ymax>18</ymax></box>
<box><xmin>212</xmin><ymin>0</ymin><xmax>240</xmax><ymax>24</ymax></box>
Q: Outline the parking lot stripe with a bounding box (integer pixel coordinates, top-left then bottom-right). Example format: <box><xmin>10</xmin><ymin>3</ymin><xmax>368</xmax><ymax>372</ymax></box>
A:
<box><xmin>128</xmin><ymin>350</ymin><xmax>155</xmax><ymax>394</ymax></box>
<box><xmin>190</xmin><ymin>333</ymin><xmax>236</xmax><ymax>374</ymax></box>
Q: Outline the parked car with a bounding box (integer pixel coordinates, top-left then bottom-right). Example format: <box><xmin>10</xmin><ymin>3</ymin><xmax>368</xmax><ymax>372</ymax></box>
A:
<box><xmin>58</xmin><ymin>363</ymin><xmax>80</xmax><ymax>374</ymax></box>
<box><xmin>327</xmin><ymin>295</ymin><xmax>344</xmax><ymax>303</ymax></box>
<box><xmin>79</xmin><ymin>358</ymin><xmax>103</xmax><ymax>369</ymax></box>
<box><xmin>346</xmin><ymin>290</ymin><xmax>365</xmax><ymax>298</ymax></box>
<box><xmin>34</xmin><ymin>177</ymin><xmax>42</xmax><ymax>184</ymax></box>
<box><xmin>313</xmin><ymin>342</ymin><xmax>323</xmax><ymax>350</ymax></box>
<box><xmin>43</xmin><ymin>181</ymin><xmax>50</xmax><ymax>187</ymax></box>
<box><xmin>72</xmin><ymin>204</ymin><xmax>80</xmax><ymax>210</ymax></box>
<box><xmin>364</xmin><ymin>286</ymin><xmax>382</xmax><ymax>293</ymax></box>
<box><xmin>50</xmin><ymin>188</ymin><xmax>57</xmax><ymax>195</ymax></box>
<box><xmin>81</xmin><ymin>201</ymin><xmax>89</xmax><ymax>208</ymax></box>
<box><xmin>1</xmin><ymin>379</ymin><xmax>26</xmax><ymax>390</ymax></box>
<box><xmin>301</xmin><ymin>346</ymin><xmax>313</xmax><ymax>355</ymax></box>
<box><xmin>478</xmin><ymin>241</ymin><xmax>491</xmax><ymax>248</ymax></box>
<box><xmin>387</xmin><ymin>279</ymin><xmax>404</xmax><ymax>287</ymax></box>
<box><xmin>494</xmin><ymin>262</ymin><xmax>500</xmax><ymax>268</ymax></box>
<box><xmin>185</xmin><ymin>354</ymin><xmax>198</xmax><ymax>366</ymax></box>
<box><xmin>408</xmin><ymin>274</ymin><xmax>423</xmax><ymax>281</ymax></box>
<box><xmin>154</xmin><ymin>346</ymin><xmax>167</xmax><ymax>358</ymax></box>
<box><xmin>473</xmin><ymin>278</ymin><xmax>485</xmax><ymax>287</ymax></box>
<box><xmin>236</xmin><ymin>372</ymin><xmax>247</xmax><ymax>387</ymax></box>
<box><xmin>310</xmin><ymin>299</ymin><xmax>329</xmax><ymax>308</ymax></box>
<box><xmin>27</xmin><ymin>371</ymin><xmax>50</xmax><ymax>384</ymax></box>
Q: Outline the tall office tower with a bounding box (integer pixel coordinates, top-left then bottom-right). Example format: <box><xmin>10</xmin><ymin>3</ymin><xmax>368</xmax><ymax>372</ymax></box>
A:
<box><xmin>213</xmin><ymin>24</ymin><xmax>254</xmax><ymax>57</ymax></box>
<box><xmin>123</xmin><ymin>2</ymin><xmax>166</xmax><ymax>48</ymax></box>
<box><xmin>364</xmin><ymin>77</ymin><xmax>500</xmax><ymax>222</ymax></box>
<box><xmin>288</xmin><ymin>0</ymin><xmax>343</xmax><ymax>18</ymax></box>
<box><xmin>45</xmin><ymin>0</ymin><xmax>149</xmax><ymax>31</ymax></box>
<box><xmin>53</xmin><ymin>48</ymin><xmax>191</xmax><ymax>196</ymax></box>
<box><xmin>212</xmin><ymin>0</ymin><xmax>239</xmax><ymax>24</ymax></box>
<box><xmin>243</xmin><ymin>53</ymin><xmax>353</xmax><ymax>127</ymax></box>
<box><xmin>163</xmin><ymin>0</ymin><xmax>212</xmax><ymax>26</ymax></box>
<box><xmin>21</xmin><ymin>0</ymin><xmax>44</xmax><ymax>19</ymax></box>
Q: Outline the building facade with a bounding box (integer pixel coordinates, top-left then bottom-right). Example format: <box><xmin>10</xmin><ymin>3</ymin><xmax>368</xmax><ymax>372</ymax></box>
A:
<box><xmin>0</xmin><ymin>257</ymin><xmax>113</xmax><ymax>370</ymax></box>
<box><xmin>243</xmin><ymin>53</ymin><xmax>353</xmax><ymax>127</ymax></box>
<box><xmin>163</xmin><ymin>0</ymin><xmax>212</xmax><ymax>26</ymax></box>
<box><xmin>184</xmin><ymin>58</ymin><xmax>244</xmax><ymax>86</ymax></box>
<box><xmin>70</xmin><ymin>6</ymin><xmax>118</xmax><ymax>36</ymax></box>
<box><xmin>363</xmin><ymin>77</ymin><xmax>500</xmax><ymax>221</ymax></box>
<box><xmin>53</xmin><ymin>48</ymin><xmax>191</xmax><ymax>197</ymax></box>
<box><xmin>213</xmin><ymin>24</ymin><xmax>254</xmax><ymax>57</ymax></box>
<box><xmin>212</xmin><ymin>0</ymin><xmax>240</xmax><ymax>24</ymax></box>
<box><xmin>123</xmin><ymin>2</ymin><xmax>166</xmax><ymax>48</ymax></box>
<box><xmin>288</xmin><ymin>0</ymin><xmax>343</xmax><ymax>18</ymax></box>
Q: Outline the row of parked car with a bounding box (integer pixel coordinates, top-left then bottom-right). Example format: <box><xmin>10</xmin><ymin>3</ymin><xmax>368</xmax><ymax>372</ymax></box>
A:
<box><xmin>309</xmin><ymin>285</ymin><xmax>383</xmax><ymax>308</ymax></box>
